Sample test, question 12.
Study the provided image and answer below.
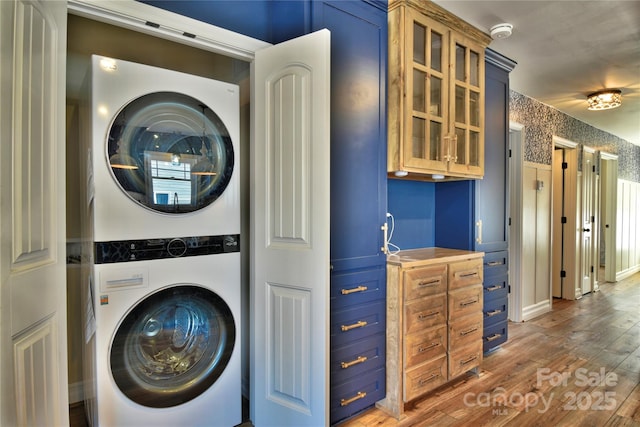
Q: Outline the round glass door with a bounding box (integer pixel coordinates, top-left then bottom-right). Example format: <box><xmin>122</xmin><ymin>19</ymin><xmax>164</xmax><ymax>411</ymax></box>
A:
<box><xmin>107</xmin><ymin>92</ymin><xmax>234</xmax><ymax>214</ymax></box>
<box><xmin>110</xmin><ymin>285</ymin><xmax>236</xmax><ymax>407</ymax></box>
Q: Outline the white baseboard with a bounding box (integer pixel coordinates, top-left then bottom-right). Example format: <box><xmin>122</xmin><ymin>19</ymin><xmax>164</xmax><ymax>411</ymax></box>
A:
<box><xmin>69</xmin><ymin>381</ymin><xmax>85</xmax><ymax>404</ymax></box>
<box><xmin>522</xmin><ymin>300</ymin><xmax>551</xmax><ymax>321</ymax></box>
<box><xmin>616</xmin><ymin>265</ymin><xmax>640</xmax><ymax>282</ymax></box>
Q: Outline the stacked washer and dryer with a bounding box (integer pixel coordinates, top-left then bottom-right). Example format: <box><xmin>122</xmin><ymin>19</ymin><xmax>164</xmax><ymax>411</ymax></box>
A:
<box><xmin>80</xmin><ymin>56</ymin><xmax>241</xmax><ymax>426</ymax></box>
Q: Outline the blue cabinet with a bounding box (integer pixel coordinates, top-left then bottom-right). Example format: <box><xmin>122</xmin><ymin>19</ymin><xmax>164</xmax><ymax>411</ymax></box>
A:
<box><xmin>310</xmin><ymin>2</ymin><xmax>388</xmax><ymax>423</ymax></box>
<box><xmin>435</xmin><ymin>49</ymin><xmax>515</xmax><ymax>353</ymax></box>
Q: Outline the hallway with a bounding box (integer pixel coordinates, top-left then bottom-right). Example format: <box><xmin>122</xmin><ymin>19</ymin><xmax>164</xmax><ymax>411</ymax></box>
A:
<box><xmin>342</xmin><ymin>272</ymin><xmax>640</xmax><ymax>426</ymax></box>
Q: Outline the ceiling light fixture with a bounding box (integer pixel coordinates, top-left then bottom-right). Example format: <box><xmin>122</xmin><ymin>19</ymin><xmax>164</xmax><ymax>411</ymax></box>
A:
<box><xmin>587</xmin><ymin>89</ymin><xmax>622</xmax><ymax>111</ymax></box>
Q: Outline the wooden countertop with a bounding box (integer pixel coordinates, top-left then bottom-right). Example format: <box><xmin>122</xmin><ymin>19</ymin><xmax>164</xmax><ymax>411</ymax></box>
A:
<box><xmin>386</xmin><ymin>247</ymin><xmax>483</xmax><ymax>267</ymax></box>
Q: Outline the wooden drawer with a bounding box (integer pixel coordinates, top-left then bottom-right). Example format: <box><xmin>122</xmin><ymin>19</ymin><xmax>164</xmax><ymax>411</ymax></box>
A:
<box><xmin>449</xmin><ymin>258</ymin><xmax>483</xmax><ymax>290</ymax></box>
<box><xmin>405</xmin><ymin>325</ymin><xmax>447</xmax><ymax>369</ymax></box>
<box><xmin>448</xmin><ymin>285</ymin><xmax>483</xmax><ymax>320</ymax></box>
<box><xmin>449</xmin><ymin>341</ymin><xmax>482</xmax><ymax>379</ymax></box>
<box><xmin>483</xmin><ymin>251</ymin><xmax>508</xmax><ymax>278</ymax></box>
<box><xmin>483</xmin><ymin>274</ymin><xmax>508</xmax><ymax>302</ymax></box>
<box><xmin>331</xmin><ymin>301</ymin><xmax>385</xmax><ymax>347</ymax></box>
<box><xmin>404</xmin><ymin>293</ymin><xmax>447</xmax><ymax>334</ymax></box>
<box><xmin>483</xmin><ymin>320</ymin><xmax>508</xmax><ymax>353</ymax></box>
<box><xmin>404</xmin><ymin>355</ymin><xmax>447</xmax><ymax>402</ymax></box>
<box><xmin>331</xmin><ymin>333</ymin><xmax>385</xmax><ymax>383</ymax></box>
<box><xmin>403</xmin><ymin>265</ymin><xmax>447</xmax><ymax>301</ymax></box>
<box><xmin>331</xmin><ymin>268</ymin><xmax>385</xmax><ymax>310</ymax></box>
<box><xmin>483</xmin><ymin>297</ymin><xmax>508</xmax><ymax>328</ymax></box>
<box><xmin>448</xmin><ymin>311</ymin><xmax>483</xmax><ymax>350</ymax></box>
<box><xmin>331</xmin><ymin>368</ymin><xmax>385</xmax><ymax>424</ymax></box>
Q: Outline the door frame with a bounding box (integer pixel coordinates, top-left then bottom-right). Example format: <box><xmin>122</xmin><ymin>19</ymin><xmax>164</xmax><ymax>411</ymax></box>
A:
<box><xmin>599</xmin><ymin>151</ymin><xmax>618</xmax><ymax>283</ymax></box>
<box><xmin>552</xmin><ymin>136</ymin><xmax>579</xmax><ymax>300</ymax></box>
<box><xmin>508</xmin><ymin>121</ymin><xmax>524</xmax><ymax>322</ymax></box>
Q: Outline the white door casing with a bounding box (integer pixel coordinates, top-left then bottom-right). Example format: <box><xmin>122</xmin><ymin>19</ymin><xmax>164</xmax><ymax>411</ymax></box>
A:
<box><xmin>599</xmin><ymin>152</ymin><xmax>618</xmax><ymax>283</ymax></box>
<box><xmin>580</xmin><ymin>147</ymin><xmax>596</xmax><ymax>295</ymax></box>
<box><xmin>0</xmin><ymin>1</ymin><xmax>68</xmax><ymax>425</ymax></box>
<box><xmin>251</xmin><ymin>29</ymin><xmax>331</xmax><ymax>427</ymax></box>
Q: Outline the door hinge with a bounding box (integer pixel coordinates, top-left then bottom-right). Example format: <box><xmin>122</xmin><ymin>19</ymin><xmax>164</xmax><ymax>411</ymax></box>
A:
<box><xmin>508</xmin><ymin>285</ymin><xmax>511</xmax><ymax>294</ymax></box>
<box><xmin>561</xmin><ymin>216</ymin><xmax>567</xmax><ymax>224</ymax></box>
<box><xmin>560</xmin><ymin>270</ymin><xmax>566</xmax><ymax>278</ymax></box>
<box><xmin>562</xmin><ymin>162</ymin><xmax>568</xmax><ymax>169</ymax></box>
<box><xmin>592</xmin><ymin>165</ymin><xmax>596</xmax><ymax>172</ymax></box>
<box><xmin>591</xmin><ymin>215</ymin><xmax>595</xmax><ymax>223</ymax></box>
<box><xmin>591</xmin><ymin>266</ymin><xmax>594</xmax><ymax>273</ymax></box>
<box><xmin>508</xmin><ymin>217</ymin><xmax>511</xmax><ymax>226</ymax></box>
<box><xmin>509</xmin><ymin>149</ymin><xmax>512</xmax><ymax>158</ymax></box>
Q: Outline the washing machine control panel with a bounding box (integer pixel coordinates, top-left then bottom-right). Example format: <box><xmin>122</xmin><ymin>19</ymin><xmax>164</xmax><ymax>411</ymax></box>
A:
<box><xmin>94</xmin><ymin>234</ymin><xmax>240</xmax><ymax>264</ymax></box>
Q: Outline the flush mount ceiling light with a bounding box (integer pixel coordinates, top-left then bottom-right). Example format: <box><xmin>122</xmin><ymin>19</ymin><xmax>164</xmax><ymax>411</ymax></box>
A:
<box><xmin>587</xmin><ymin>89</ymin><xmax>622</xmax><ymax>111</ymax></box>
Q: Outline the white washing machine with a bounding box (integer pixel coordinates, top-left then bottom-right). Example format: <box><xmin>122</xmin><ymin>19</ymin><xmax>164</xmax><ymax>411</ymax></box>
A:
<box><xmin>88</xmin><ymin>55</ymin><xmax>240</xmax><ymax>241</ymax></box>
<box><xmin>84</xmin><ymin>247</ymin><xmax>241</xmax><ymax>427</ymax></box>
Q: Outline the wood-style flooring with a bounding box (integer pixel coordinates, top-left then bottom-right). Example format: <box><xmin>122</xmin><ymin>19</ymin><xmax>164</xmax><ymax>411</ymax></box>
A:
<box><xmin>70</xmin><ymin>272</ymin><xmax>640</xmax><ymax>426</ymax></box>
<box><xmin>340</xmin><ymin>272</ymin><xmax>640</xmax><ymax>427</ymax></box>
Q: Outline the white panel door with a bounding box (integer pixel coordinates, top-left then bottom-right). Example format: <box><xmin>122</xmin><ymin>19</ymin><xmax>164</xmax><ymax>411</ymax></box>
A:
<box><xmin>580</xmin><ymin>148</ymin><xmax>596</xmax><ymax>294</ymax></box>
<box><xmin>0</xmin><ymin>1</ymin><xmax>68</xmax><ymax>426</ymax></box>
<box><xmin>251</xmin><ymin>30</ymin><xmax>330</xmax><ymax>427</ymax></box>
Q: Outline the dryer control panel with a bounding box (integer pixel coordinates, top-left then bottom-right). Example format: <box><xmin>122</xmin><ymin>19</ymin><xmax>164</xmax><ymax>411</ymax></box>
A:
<box><xmin>95</xmin><ymin>234</ymin><xmax>240</xmax><ymax>264</ymax></box>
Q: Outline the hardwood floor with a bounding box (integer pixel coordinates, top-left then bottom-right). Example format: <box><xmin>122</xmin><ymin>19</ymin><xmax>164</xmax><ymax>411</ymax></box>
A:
<box><xmin>340</xmin><ymin>272</ymin><xmax>640</xmax><ymax>427</ymax></box>
<box><xmin>70</xmin><ymin>272</ymin><xmax>640</xmax><ymax>426</ymax></box>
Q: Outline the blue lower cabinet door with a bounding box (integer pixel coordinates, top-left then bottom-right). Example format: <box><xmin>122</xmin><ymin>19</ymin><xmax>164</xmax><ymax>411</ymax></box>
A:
<box><xmin>331</xmin><ymin>301</ymin><xmax>385</xmax><ymax>347</ymax></box>
<box><xmin>483</xmin><ymin>320</ymin><xmax>508</xmax><ymax>352</ymax></box>
<box><xmin>330</xmin><ymin>368</ymin><xmax>385</xmax><ymax>425</ymax></box>
<box><xmin>483</xmin><ymin>297</ymin><xmax>508</xmax><ymax>328</ymax></box>
<box><xmin>331</xmin><ymin>333</ymin><xmax>385</xmax><ymax>383</ymax></box>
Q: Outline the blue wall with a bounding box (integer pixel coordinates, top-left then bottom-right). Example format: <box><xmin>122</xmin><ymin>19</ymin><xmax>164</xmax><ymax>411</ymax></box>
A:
<box><xmin>387</xmin><ymin>179</ymin><xmax>435</xmax><ymax>250</ymax></box>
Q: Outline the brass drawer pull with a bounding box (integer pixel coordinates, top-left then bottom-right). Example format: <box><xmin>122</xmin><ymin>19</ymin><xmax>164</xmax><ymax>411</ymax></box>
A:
<box><xmin>341</xmin><ymin>285</ymin><xmax>368</xmax><ymax>295</ymax></box>
<box><xmin>486</xmin><ymin>284</ymin><xmax>502</xmax><ymax>292</ymax></box>
<box><xmin>460</xmin><ymin>327</ymin><xmax>479</xmax><ymax>336</ymax></box>
<box><xmin>486</xmin><ymin>309</ymin><xmax>502</xmax><ymax>317</ymax></box>
<box><xmin>418</xmin><ymin>279</ymin><xmax>441</xmax><ymax>287</ymax></box>
<box><xmin>341</xmin><ymin>391</ymin><xmax>366</xmax><ymax>407</ymax></box>
<box><xmin>418</xmin><ymin>342</ymin><xmax>440</xmax><ymax>353</ymax></box>
<box><xmin>341</xmin><ymin>356</ymin><xmax>368</xmax><ymax>369</ymax></box>
<box><xmin>418</xmin><ymin>373</ymin><xmax>439</xmax><ymax>386</ymax></box>
<box><xmin>485</xmin><ymin>333</ymin><xmax>503</xmax><ymax>342</ymax></box>
<box><xmin>418</xmin><ymin>311</ymin><xmax>440</xmax><ymax>320</ymax></box>
<box><xmin>341</xmin><ymin>320</ymin><xmax>367</xmax><ymax>332</ymax></box>
<box><xmin>485</xmin><ymin>261</ymin><xmax>503</xmax><ymax>266</ymax></box>
<box><xmin>460</xmin><ymin>355</ymin><xmax>479</xmax><ymax>366</ymax></box>
<box><xmin>460</xmin><ymin>298</ymin><xmax>478</xmax><ymax>307</ymax></box>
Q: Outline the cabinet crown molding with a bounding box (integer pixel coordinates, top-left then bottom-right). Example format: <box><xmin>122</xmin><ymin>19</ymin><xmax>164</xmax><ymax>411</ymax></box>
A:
<box><xmin>388</xmin><ymin>0</ymin><xmax>492</xmax><ymax>46</ymax></box>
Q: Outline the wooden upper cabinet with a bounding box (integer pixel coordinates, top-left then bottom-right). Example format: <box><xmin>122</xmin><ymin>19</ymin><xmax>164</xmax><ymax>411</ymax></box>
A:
<box><xmin>388</xmin><ymin>0</ymin><xmax>491</xmax><ymax>180</ymax></box>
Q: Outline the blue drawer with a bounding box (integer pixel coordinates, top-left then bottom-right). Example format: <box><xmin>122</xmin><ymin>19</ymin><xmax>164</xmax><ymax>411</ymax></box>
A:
<box><xmin>483</xmin><ymin>297</ymin><xmax>508</xmax><ymax>328</ymax></box>
<box><xmin>331</xmin><ymin>333</ymin><xmax>385</xmax><ymax>383</ymax></box>
<box><xmin>483</xmin><ymin>274</ymin><xmax>508</xmax><ymax>302</ymax></box>
<box><xmin>331</xmin><ymin>268</ymin><xmax>385</xmax><ymax>311</ymax></box>
<box><xmin>483</xmin><ymin>251</ymin><xmax>508</xmax><ymax>278</ymax></box>
<box><xmin>331</xmin><ymin>300</ymin><xmax>385</xmax><ymax>347</ymax></box>
<box><xmin>483</xmin><ymin>320</ymin><xmax>508</xmax><ymax>352</ymax></box>
<box><xmin>330</xmin><ymin>367</ymin><xmax>385</xmax><ymax>425</ymax></box>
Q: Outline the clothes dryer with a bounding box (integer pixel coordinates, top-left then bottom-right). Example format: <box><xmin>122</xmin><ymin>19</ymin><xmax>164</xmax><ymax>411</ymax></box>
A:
<box><xmin>88</xmin><ymin>55</ymin><xmax>239</xmax><ymax>241</ymax></box>
<box><xmin>83</xmin><ymin>237</ymin><xmax>241</xmax><ymax>426</ymax></box>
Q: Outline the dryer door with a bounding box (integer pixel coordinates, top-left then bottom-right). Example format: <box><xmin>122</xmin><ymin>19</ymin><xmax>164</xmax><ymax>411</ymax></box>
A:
<box><xmin>107</xmin><ymin>92</ymin><xmax>234</xmax><ymax>214</ymax></box>
<box><xmin>110</xmin><ymin>285</ymin><xmax>236</xmax><ymax>407</ymax></box>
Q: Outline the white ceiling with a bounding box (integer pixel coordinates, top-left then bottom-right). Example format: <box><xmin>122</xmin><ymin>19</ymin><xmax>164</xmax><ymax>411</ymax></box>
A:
<box><xmin>433</xmin><ymin>0</ymin><xmax>640</xmax><ymax>146</ymax></box>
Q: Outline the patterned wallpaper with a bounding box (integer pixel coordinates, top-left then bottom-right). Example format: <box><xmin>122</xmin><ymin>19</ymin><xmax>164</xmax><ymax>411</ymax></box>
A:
<box><xmin>509</xmin><ymin>91</ymin><xmax>640</xmax><ymax>182</ymax></box>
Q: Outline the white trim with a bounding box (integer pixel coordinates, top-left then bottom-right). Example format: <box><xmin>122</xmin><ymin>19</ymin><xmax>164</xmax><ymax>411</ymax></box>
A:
<box><xmin>583</xmin><ymin>145</ymin><xmax>597</xmax><ymax>154</ymax></box>
<box><xmin>522</xmin><ymin>300</ymin><xmax>552</xmax><ymax>322</ymax></box>
<box><xmin>508</xmin><ymin>123</ymin><xmax>524</xmax><ymax>322</ymax></box>
<box><xmin>67</xmin><ymin>0</ymin><xmax>271</xmax><ymax>60</ymax></box>
<box><xmin>68</xmin><ymin>381</ymin><xmax>84</xmax><ymax>404</ymax></box>
<box><xmin>600</xmin><ymin>151</ymin><xmax>618</xmax><ymax>160</ymax></box>
<box><xmin>553</xmin><ymin>135</ymin><xmax>579</xmax><ymax>149</ymax></box>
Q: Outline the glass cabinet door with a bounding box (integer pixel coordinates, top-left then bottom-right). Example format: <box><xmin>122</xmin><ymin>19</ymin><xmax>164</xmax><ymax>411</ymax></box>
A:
<box><xmin>403</xmin><ymin>9</ymin><xmax>450</xmax><ymax>173</ymax></box>
<box><xmin>448</xmin><ymin>34</ymin><xmax>484</xmax><ymax>176</ymax></box>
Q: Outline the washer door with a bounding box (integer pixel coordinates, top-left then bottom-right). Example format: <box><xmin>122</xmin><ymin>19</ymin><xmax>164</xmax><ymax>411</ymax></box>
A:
<box><xmin>107</xmin><ymin>92</ymin><xmax>234</xmax><ymax>214</ymax></box>
<box><xmin>110</xmin><ymin>285</ymin><xmax>235</xmax><ymax>407</ymax></box>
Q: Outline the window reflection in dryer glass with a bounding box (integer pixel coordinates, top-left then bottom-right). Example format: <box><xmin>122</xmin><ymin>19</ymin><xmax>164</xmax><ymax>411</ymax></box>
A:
<box><xmin>107</xmin><ymin>92</ymin><xmax>234</xmax><ymax>214</ymax></box>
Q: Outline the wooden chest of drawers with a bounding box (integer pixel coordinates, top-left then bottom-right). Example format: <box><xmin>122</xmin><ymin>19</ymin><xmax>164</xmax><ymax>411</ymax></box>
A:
<box><xmin>377</xmin><ymin>248</ymin><xmax>483</xmax><ymax>419</ymax></box>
